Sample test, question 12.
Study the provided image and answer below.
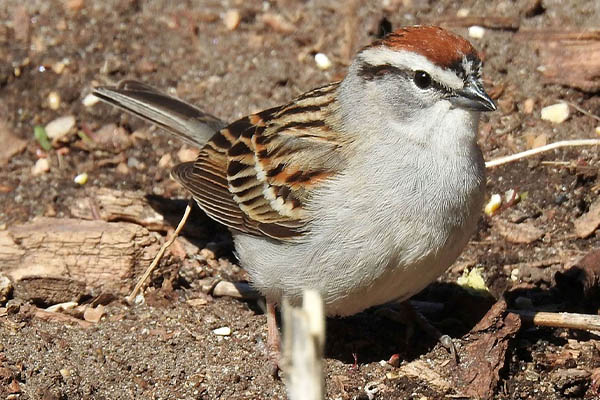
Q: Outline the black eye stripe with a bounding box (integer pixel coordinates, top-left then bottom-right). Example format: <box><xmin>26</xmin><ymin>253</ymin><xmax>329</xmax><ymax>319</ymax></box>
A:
<box><xmin>357</xmin><ymin>64</ymin><xmax>404</xmax><ymax>80</ymax></box>
<box><xmin>358</xmin><ymin>62</ymin><xmax>456</xmax><ymax>95</ymax></box>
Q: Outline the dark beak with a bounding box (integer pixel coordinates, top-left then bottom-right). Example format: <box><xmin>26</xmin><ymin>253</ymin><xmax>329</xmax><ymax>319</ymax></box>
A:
<box><xmin>449</xmin><ymin>77</ymin><xmax>496</xmax><ymax>112</ymax></box>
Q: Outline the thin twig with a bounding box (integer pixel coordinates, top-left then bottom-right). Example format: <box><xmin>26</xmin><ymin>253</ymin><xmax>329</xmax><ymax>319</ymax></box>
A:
<box><xmin>485</xmin><ymin>139</ymin><xmax>600</xmax><ymax>168</ymax></box>
<box><xmin>511</xmin><ymin>310</ymin><xmax>600</xmax><ymax>331</ymax></box>
<box><xmin>566</xmin><ymin>102</ymin><xmax>600</xmax><ymax>123</ymax></box>
<box><xmin>126</xmin><ymin>201</ymin><xmax>193</xmax><ymax>304</ymax></box>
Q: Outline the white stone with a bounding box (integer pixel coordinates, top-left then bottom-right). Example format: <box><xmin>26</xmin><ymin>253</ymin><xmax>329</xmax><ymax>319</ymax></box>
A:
<box><xmin>314</xmin><ymin>53</ymin><xmax>332</xmax><ymax>70</ymax></box>
<box><xmin>82</xmin><ymin>93</ymin><xmax>100</xmax><ymax>107</ymax></box>
<box><xmin>468</xmin><ymin>26</ymin><xmax>485</xmax><ymax>39</ymax></box>
<box><xmin>213</xmin><ymin>326</ymin><xmax>231</xmax><ymax>336</ymax></box>
<box><xmin>31</xmin><ymin>158</ymin><xmax>50</xmax><ymax>175</ymax></box>
<box><xmin>45</xmin><ymin>115</ymin><xmax>76</xmax><ymax>140</ymax></box>
<box><xmin>541</xmin><ymin>102</ymin><xmax>569</xmax><ymax>123</ymax></box>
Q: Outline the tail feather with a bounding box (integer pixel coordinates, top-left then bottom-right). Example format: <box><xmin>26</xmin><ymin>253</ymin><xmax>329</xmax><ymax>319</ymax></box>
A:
<box><xmin>92</xmin><ymin>80</ymin><xmax>226</xmax><ymax>147</ymax></box>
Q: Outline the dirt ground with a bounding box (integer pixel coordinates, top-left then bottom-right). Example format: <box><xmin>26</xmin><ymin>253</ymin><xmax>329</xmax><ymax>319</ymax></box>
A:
<box><xmin>2</xmin><ymin>0</ymin><xmax>600</xmax><ymax>399</ymax></box>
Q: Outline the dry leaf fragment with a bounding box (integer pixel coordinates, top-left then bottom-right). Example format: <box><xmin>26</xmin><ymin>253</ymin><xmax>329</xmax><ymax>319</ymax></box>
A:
<box><xmin>495</xmin><ymin>219</ymin><xmax>544</xmax><ymax>244</ymax></box>
<box><xmin>261</xmin><ymin>13</ymin><xmax>295</xmax><ymax>33</ymax></box>
<box><xmin>574</xmin><ymin>198</ymin><xmax>600</xmax><ymax>238</ymax></box>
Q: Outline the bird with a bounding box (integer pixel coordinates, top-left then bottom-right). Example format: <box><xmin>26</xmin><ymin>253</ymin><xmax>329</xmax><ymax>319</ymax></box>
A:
<box><xmin>93</xmin><ymin>25</ymin><xmax>496</xmax><ymax>369</ymax></box>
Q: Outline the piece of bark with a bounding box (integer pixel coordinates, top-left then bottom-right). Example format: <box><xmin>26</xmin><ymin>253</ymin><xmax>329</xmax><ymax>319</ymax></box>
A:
<box><xmin>574</xmin><ymin>198</ymin><xmax>600</xmax><ymax>238</ymax></box>
<box><xmin>495</xmin><ymin>219</ymin><xmax>544</xmax><ymax>244</ymax></box>
<box><xmin>551</xmin><ymin>368</ymin><xmax>591</xmax><ymax>397</ymax></box>
<box><xmin>453</xmin><ymin>300</ymin><xmax>521</xmax><ymax>400</ymax></box>
<box><xmin>0</xmin><ymin>217</ymin><xmax>159</xmax><ymax>303</ymax></box>
<box><xmin>555</xmin><ymin>249</ymin><xmax>600</xmax><ymax>303</ymax></box>
<box><xmin>69</xmin><ymin>187</ymin><xmax>168</xmax><ymax>231</ymax></box>
<box><xmin>516</xmin><ymin>29</ymin><xmax>600</xmax><ymax>92</ymax></box>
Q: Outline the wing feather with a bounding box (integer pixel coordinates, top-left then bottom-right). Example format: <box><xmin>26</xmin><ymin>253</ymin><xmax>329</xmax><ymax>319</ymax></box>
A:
<box><xmin>172</xmin><ymin>81</ymin><xmax>349</xmax><ymax>241</ymax></box>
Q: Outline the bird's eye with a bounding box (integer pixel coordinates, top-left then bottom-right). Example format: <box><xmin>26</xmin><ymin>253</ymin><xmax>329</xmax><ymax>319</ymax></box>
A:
<box><xmin>414</xmin><ymin>71</ymin><xmax>432</xmax><ymax>89</ymax></box>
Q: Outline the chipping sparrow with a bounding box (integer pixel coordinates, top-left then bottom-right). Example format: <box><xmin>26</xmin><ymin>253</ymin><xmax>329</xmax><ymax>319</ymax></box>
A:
<box><xmin>93</xmin><ymin>25</ymin><xmax>495</xmax><ymax>366</ymax></box>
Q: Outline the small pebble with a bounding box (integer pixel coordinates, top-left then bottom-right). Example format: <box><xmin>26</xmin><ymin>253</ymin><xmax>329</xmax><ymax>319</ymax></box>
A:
<box><xmin>456</xmin><ymin>8</ymin><xmax>470</xmax><ymax>17</ymax></box>
<box><xmin>541</xmin><ymin>102</ymin><xmax>569</xmax><ymax>123</ymax></box>
<box><xmin>523</xmin><ymin>98</ymin><xmax>535</xmax><ymax>114</ymax></box>
<box><xmin>45</xmin><ymin>115</ymin><xmax>76</xmax><ymax>140</ymax></box>
<box><xmin>127</xmin><ymin>156</ymin><xmax>141</xmax><ymax>169</ymax></box>
<box><xmin>187</xmin><ymin>298</ymin><xmax>208</xmax><ymax>307</ymax></box>
<box><xmin>177</xmin><ymin>147</ymin><xmax>199</xmax><ymax>163</ymax></box>
<box><xmin>468</xmin><ymin>26</ymin><xmax>485</xmax><ymax>39</ymax></box>
<box><xmin>504</xmin><ymin>188</ymin><xmax>519</xmax><ymax>204</ymax></box>
<box><xmin>484</xmin><ymin>193</ymin><xmax>502</xmax><ymax>216</ymax></box>
<box><xmin>595</xmin><ymin>126</ymin><xmax>600</xmax><ymax>136</ymax></box>
<box><xmin>73</xmin><ymin>172</ymin><xmax>88</xmax><ymax>185</ymax></box>
<box><xmin>52</xmin><ymin>61</ymin><xmax>66</xmax><ymax>74</ymax></box>
<box><xmin>48</xmin><ymin>91</ymin><xmax>61</xmax><ymax>110</ymax></box>
<box><xmin>31</xmin><ymin>158</ymin><xmax>50</xmax><ymax>175</ymax></box>
<box><xmin>213</xmin><ymin>326</ymin><xmax>231</xmax><ymax>336</ymax></box>
<box><xmin>223</xmin><ymin>9</ymin><xmax>241</xmax><ymax>31</ymax></box>
<box><xmin>158</xmin><ymin>153</ymin><xmax>173</xmax><ymax>168</ymax></box>
<box><xmin>115</xmin><ymin>162</ymin><xmax>129</xmax><ymax>175</ymax></box>
<box><xmin>554</xmin><ymin>193</ymin><xmax>568</xmax><ymax>205</ymax></box>
<box><xmin>510</xmin><ymin>268</ymin><xmax>519</xmax><ymax>282</ymax></box>
<box><xmin>134</xmin><ymin>293</ymin><xmax>145</xmax><ymax>305</ymax></box>
<box><xmin>59</xmin><ymin>368</ymin><xmax>71</xmax><ymax>379</ymax></box>
<box><xmin>82</xmin><ymin>93</ymin><xmax>100</xmax><ymax>107</ymax></box>
<box><xmin>314</xmin><ymin>53</ymin><xmax>332</xmax><ymax>70</ymax></box>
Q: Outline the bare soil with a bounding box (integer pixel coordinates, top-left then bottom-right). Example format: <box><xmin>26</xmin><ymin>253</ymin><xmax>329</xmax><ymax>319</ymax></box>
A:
<box><xmin>1</xmin><ymin>0</ymin><xmax>600</xmax><ymax>399</ymax></box>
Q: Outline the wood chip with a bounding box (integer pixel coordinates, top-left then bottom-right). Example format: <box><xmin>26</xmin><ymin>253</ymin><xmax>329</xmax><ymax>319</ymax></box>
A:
<box><xmin>495</xmin><ymin>219</ymin><xmax>544</xmax><ymax>244</ymax></box>
<box><xmin>386</xmin><ymin>359</ymin><xmax>452</xmax><ymax>393</ymax></box>
<box><xmin>574</xmin><ymin>198</ymin><xmax>600</xmax><ymax>238</ymax></box>
<box><xmin>83</xmin><ymin>304</ymin><xmax>105</xmax><ymax>323</ymax></box>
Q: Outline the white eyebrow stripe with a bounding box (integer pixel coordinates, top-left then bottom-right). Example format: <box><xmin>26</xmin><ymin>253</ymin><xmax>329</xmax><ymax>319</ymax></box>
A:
<box><xmin>359</xmin><ymin>47</ymin><xmax>464</xmax><ymax>90</ymax></box>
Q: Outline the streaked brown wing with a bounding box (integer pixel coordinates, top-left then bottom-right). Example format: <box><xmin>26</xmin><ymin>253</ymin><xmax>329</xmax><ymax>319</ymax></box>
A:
<box><xmin>172</xmin><ymin>81</ymin><xmax>346</xmax><ymax>241</ymax></box>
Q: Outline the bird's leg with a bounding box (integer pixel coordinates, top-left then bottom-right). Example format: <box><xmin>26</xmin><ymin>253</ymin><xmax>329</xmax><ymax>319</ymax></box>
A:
<box><xmin>379</xmin><ymin>301</ymin><xmax>458</xmax><ymax>363</ymax></box>
<box><xmin>266</xmin><ymin>300</ymin><xmax>281</xmax><ymax>375</ymax></box>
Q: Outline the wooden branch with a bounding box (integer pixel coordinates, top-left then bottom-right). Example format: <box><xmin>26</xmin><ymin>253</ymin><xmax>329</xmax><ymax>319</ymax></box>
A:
<box><xmin>511</xmin><ymin>310</ymin><xmax>600</xmax><ymax>331</ymax></box>
<box><xmin>434</xmin><ymin>16</ymin><xmax>520</xmax><ymax>30</ymax></box>
<box><xmin>0</xmin><ymin>217</ymin><xmax>159</xmax><ymax>303</ymax></box>
<box><xmin>485</xmin><ymin>139</ymin><xmax>600</xmax><ymax>168</ymax></box>
<box><xmin>282</xmin><ymin>290</ymin><xmax>325</xmax><ymax>400</ymax></box>
<box><xmin>515</xmin><ymin>29</ymin><xmax>600</xmax><ymax>41</ymax></box>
